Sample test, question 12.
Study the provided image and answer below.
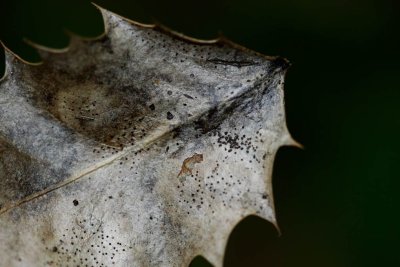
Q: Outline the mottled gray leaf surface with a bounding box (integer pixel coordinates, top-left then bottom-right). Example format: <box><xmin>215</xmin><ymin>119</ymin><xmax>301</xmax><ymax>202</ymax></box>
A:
<box><xmin>0</xmin><ymin>5</ymin><xmax>296</xmax><ymax>267</ymax></box>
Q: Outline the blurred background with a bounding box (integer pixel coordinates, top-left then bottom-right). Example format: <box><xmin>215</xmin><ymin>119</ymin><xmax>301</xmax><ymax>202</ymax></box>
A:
<box><xmin>0</xmin><ymin>0</ymin><xmax>399</xmax><ymax>266</ymax></box>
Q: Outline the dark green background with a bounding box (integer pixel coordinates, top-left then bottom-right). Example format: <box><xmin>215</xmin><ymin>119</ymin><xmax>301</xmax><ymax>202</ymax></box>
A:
<box><xmin>1</xmin><ymin>0</ymin><xmax>399</xmax><ymax>266</ymax></box>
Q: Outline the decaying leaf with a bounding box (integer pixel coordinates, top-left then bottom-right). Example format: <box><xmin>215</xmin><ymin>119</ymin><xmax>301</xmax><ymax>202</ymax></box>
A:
<box><xmin>0</xmin><ymin>4</ymin><xmax>297</xmax><ymax>267</ymax></box>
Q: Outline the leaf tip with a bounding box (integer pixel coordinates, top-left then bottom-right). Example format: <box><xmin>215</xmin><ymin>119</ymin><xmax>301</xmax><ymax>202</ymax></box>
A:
<box><xmin>270</xmin><ymin>217</ymin><xmax>282</xmax><ymax>236</ymax></box>
<box><xmin>280</xmin><ymin>130</ymin><xmax>302</xmax><ymax>149</ymax></box>
<box><xmin>1</xmin><ymin>40</ymin><xmax>42</xmax><ymax>71</ymax></box>
<box><xmin>272</xmin><ymin>56</ymin><xmax>291</xmax><ymax>72</ymax></box>
<box><xmin>288</xmin><ymin>137</ymin><xmax>304</xmax><ymax>149</ymax></box>
<box><xmin>1</xmin><ymin>41</ymin><xmax>19</xmax><ymax>81</ymax></box>
<box><xmin>23</xmin><ymin>38</ymin><xmax>69</xmax><ymax>62</ymax></box>
<box><xmin>92</xmin><ymin>2</ymin><xmax>153</xmax><ymax>36</ymax></box>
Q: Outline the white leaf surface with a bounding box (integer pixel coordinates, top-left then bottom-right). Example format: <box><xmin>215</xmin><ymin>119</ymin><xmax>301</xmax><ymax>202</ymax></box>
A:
<box><xmin>0</xmin><ymin>5</ymin><xmax>296</xmax><ymax>267</ymax></box>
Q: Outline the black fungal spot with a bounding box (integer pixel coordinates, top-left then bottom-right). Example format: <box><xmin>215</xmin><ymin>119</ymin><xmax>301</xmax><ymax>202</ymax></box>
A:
<box><xmin>167</xmin><ymin>112</ymin><xmax>174</xmax><ymax>120</ymax></box>
<box><xmin>73</xmin><ymin>199</ymin><xmax>79</xmax><ymax>206</ymax></box>
<box><xmin>149</xmin><ymin>104</ymin><xmax>155</xmax><ymax>110</ymax></box>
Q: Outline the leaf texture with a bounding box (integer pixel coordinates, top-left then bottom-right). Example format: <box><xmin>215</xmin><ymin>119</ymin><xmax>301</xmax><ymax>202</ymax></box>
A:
<box><xmin>0</xmin><ymin>5</ymin><xmax>296</xmax><ymax>267</ymax></box>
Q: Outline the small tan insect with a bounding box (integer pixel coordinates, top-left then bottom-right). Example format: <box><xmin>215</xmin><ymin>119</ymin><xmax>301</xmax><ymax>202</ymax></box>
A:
<box><xmin>177</xmin><ymin>153</ymin><xmax>203</xmax><ymax>177</ymax></box>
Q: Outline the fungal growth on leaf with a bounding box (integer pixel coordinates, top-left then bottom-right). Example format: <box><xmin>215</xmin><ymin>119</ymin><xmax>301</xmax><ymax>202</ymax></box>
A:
<box><xmin>0</xmin><ymin>4</ymin><xmax>297</xmax><ymax>267</ymax></box>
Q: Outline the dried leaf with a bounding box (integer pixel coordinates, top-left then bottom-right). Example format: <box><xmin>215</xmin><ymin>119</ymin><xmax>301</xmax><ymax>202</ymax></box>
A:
<box><xmin>0</xmin><ymin>5</ymin><xmax>296</xmax><ymax>267</ymax></box>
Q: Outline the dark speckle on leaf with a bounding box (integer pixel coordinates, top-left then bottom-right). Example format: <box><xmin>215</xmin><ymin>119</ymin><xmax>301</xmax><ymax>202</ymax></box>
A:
<box><xmin>167</xmin><ymin>112</ymin><xmax>174</xmax><ymax>120</ymax></box>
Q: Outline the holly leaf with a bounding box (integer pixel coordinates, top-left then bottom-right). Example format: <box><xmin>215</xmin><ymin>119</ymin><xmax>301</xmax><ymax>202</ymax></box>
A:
<box><xmin>0</xmin><ymin>5</ymin><xmax>296</xmax><ymax>267</ymax></box>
